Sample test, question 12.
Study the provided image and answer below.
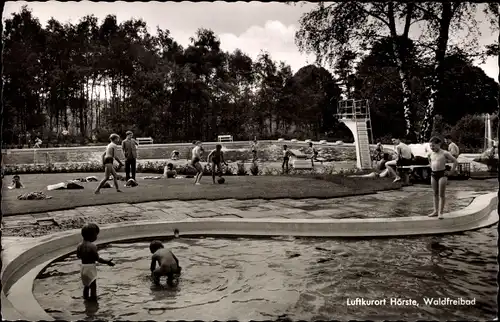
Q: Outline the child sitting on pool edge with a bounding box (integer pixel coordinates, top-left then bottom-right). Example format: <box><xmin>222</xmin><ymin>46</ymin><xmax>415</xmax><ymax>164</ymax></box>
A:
<box><xmin>149</xmin><ymin>240</ymin><xmax>182</xmax><ymax>286</ymax></box>
<box><xmin>76</xmin><ymin>223</ymin><xmax>115</xmax><ymax>301</ymax></box>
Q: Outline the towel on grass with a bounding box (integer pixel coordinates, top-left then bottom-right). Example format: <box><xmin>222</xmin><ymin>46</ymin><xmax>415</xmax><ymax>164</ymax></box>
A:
<box><xmin>17</xmin><ymin>191</ymin><xmax>52</xmax><ymax>200</ymax></box>
<box><xmin>125</xmin><ymin>179</ymin><xmax>139</xmax><ymax>187</ymax></box>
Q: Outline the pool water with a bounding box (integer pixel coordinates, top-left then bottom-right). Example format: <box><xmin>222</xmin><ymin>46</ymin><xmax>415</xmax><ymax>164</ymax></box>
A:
<box><xmin>34</xmin><ymin>226</ymin><xmax>498</xmax><ymax>321</ymax></box>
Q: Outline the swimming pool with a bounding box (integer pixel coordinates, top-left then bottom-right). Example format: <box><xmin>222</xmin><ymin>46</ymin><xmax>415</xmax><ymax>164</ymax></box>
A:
<box><xmin>34</xmin><ymin>225</ymin><xmax>497</xmax><ymax>321</ymax></box>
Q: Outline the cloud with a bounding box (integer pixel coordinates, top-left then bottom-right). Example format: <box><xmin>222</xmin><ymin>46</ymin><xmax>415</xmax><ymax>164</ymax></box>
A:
<box><xmin>217</xmin><ymin>20</ymin><xmax>315</xmax><ymax>72</ymax></box>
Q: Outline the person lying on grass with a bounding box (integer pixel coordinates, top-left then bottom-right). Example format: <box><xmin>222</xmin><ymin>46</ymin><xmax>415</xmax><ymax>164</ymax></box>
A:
<box><xmin>8</xmin><ymin>175</ymin><xmax>25</xmax><ymax>189</ymax></box>
<box><xmin>95</xmin><ymin>133</ymin><xmax>124</xmax><ymax>194</ymax></box>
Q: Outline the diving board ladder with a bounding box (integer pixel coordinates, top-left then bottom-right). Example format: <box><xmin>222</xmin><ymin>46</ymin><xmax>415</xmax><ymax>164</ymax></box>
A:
<box><xmin>337</xmin><ymin>99</ymin><xmax>373</xmax><ymax>170</ymax></box>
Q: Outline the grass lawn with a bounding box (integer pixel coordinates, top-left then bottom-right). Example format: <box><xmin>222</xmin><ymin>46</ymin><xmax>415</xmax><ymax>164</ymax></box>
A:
<box><xmin>1</xmin><ymin>172</ymin><xmax>402</xmax><ymax>216</ymax></box>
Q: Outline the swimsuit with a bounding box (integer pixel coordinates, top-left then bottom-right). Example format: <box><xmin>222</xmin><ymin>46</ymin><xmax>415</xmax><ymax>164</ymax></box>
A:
<box><xmin>431</xmin><ymin>170</ymin><xmax>447</xmax><ymax>181</ymax></box>
<box><xmin>81</xmin><ymin>263</ymin><xmax>97</xmax><ymax>286</ymax></box>
<box><xmin>396</xmin><ymin>157</ymin><xmax>412</xmax><ymax>167</ymax></box>
<box><xmin>211</xmin><ymin>151</ymin><xmax>222</xmax><ymax>164</ymax></box>
<box><xmin>103</xmin><ymin>143</ymin><xmax>118</xmax><ymax>165</ymax></box>
<box><xmin>104</xmin><ymin>157</ymin><xmax>114</xmax><ymax>164</ymax></box>
<box><xmin>191</xmin><ymin>156</ymin><xmax>200</xmax><ymax>166</ymax></box>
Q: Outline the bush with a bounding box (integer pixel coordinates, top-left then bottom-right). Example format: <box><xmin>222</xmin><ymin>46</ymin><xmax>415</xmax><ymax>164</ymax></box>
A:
<box><xmin>250</xmin><ymin>162</ymin><xmax>259</xmax><ymax>176</ymax></box>
<box><xmin>236</xmin><ymin>162</ymin><xmax>247</xmax><ymax>176</ymax></box>
<box><xmin>449</xmin><ymin>114</ymin><xmax>485</xmax><ymax>152</ymax></box>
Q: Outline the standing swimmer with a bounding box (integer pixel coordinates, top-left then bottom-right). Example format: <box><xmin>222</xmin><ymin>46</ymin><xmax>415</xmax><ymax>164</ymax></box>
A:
<box><xmin>76</xmin><ymin>223</ymin><xmax>115</xmax><ymax>301</ymax></box>
<box><xmin>95</xmin><ymin>134</ymin><xmax>124</xmax><ymax>194</ymax></box>
<box><xmin>282</xmin><ymin>145</ymin><xmax>291</xmax><ymax>174</ymax></box>
<box><xmin>191</xmin><ymin>141</ymin><xmax>204</xmax><ymax>185</ymax></box>
<box><xmin>427</xmin><ymin>136</ymin><xmax>458</xmax><ymax>219</ymax></box>
<box><xmin>207</xmin><ymin>144</ymin><xmax>228</xmax><ymax>184</ymax></box>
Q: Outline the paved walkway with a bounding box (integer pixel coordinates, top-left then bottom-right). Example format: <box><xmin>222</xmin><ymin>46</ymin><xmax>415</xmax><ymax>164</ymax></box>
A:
<box><xmin>2</xmin><ymin>180</ymin><xmax>496</xmax><ymax>238</ymax></box>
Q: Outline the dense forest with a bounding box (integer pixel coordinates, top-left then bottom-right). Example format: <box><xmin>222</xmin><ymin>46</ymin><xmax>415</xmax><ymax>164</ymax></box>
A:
<box><xmin>2</xmin><ymin>5</ymin><xmax>499</xmax><ymax>149</ymax></box>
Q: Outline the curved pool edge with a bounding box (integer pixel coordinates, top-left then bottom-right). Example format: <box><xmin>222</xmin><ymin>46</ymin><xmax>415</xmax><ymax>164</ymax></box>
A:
<box><xmin>1</xmin><ymin>192</ymin><xmax>498</xmax><ymax>321</ymax></box>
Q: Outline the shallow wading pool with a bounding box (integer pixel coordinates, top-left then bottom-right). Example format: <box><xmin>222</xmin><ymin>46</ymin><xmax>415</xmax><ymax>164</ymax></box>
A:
<box><xmin>34</xmin><ymin>226</ymin><xmax>497</xmax><ymax>321</ymax></box>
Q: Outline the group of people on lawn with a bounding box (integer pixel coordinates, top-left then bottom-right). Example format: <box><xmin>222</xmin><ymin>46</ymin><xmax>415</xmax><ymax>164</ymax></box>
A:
<box><xmin>95</xmin><ymin>132</ymin><xmax>235</xmax><ymax>193</ymax></box>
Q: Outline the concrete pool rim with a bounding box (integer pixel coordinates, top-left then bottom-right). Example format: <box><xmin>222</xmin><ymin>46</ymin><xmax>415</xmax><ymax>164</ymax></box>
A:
<box><xmin>1</xmin><ymin>192</ymin><xmax>498</xmax><ymax>321</ymax></box>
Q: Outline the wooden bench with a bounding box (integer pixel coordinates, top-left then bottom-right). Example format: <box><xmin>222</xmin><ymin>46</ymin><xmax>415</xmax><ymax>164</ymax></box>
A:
<box><xmin>218</xmin><ymin>135</ymin><xmax>233</xmax><ymax>142</ymax></box>
<box><xmin>397</xmin><ymin>162</ymin><xmax>471</xmax><ymax>184</ymax></box>
<box><xmin>136</xmin><ymin>137</ymin><xmax>153</xmax><ymax>145</ymax></box>
<box><xmin>398</xmin><ymin>165</ymin><xmax>430</xmax><ymax>184</ymax></box>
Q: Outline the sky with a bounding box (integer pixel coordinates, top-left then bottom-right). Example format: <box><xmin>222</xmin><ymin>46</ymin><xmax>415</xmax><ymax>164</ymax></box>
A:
<box><xmin>3</xmin><ymin>1</ymin><xmax>499</xmax><ymax>82</ymax></box>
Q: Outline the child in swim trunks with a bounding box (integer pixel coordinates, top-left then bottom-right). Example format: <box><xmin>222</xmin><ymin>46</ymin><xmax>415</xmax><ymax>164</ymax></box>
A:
<box><xmin>308</xmin><ymin>142</ymin><xmax>318</xmax><ymax>166</ymax></box>
<box><xmin>76</xmin><ymin>223</ymin><xmax>115</xmax><ymax>301</ymax></box>
<box><xmin>191</xmin><ymin>141</ymin><xmax>204</xmax><ymax>185</ymax></box>
<box><xmin>427</xmin><ymin>136</ymin><xmax>458</xmax><ymax>219</ymax></box>
<box><xmin>149</xmin><ymin>240</ymin><xmax>182</xmax><ymax>286</ymax></box>
<box><xmin>95</xmin><ymin>134</ymin><xmax>124</xmax><ymax>194</ymax></box>
<box><xmin>282</xmin><ymin>145</ymin><xmax>291</xmax><ymax>174</ymax></box>
<box><xmin>207</xmin><ymin>144</ymin><xmax>228</xmax><ymax>184</ymax></box>
<box><xmin>250</xmin><ymin>139</ymin><xmax>258</xmax><ymax>161</ymax></box>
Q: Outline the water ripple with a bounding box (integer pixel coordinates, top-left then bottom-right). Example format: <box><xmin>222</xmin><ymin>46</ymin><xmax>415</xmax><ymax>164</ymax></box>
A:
<box><xmin>34</xmin><ymin>224</ymin><xmax>498</xmax><ymax>321</ymax></box>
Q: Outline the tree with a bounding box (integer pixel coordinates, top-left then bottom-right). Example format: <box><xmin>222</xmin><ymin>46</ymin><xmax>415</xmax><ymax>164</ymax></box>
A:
<box><xmin>414</xmin><ymin>2</ymin><xmax>481</xmax><ymax>142</ymax></box>
<box><xmin>295</xmin><ymin>2</ymin><xmax>422</xmax><ymax>140</ymax></box>
<box><xmin>482</xmin><ymin>2</ymin><xmax>500</xmax><ymax>205</ymax></box>
<box><xmin>353</xmin><ymin>37</ymin><xmax>420</xmax><ymax>140</ymax></box>
<box><xmin>433</xmin><ymin>52</ymin><xmax>498</xmax><ymax>124</ymax></box>
<box><xmin>2</xmin><ymin>5</ymin><xmax>355</xmax><ymax>145</ymax></box>
<box><xmin>280</xmin><ymin>65</ymin><xmax>341</xmax><ymax>138</ymax></box>
<box><xmin>3</xmin><ymin>6</ymin><xmax>46</xmax><ymax>145</ymax></box>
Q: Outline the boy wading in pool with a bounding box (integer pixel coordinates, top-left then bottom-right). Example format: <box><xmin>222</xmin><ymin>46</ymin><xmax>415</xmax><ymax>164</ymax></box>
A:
<box><xmin>191</xmin><ymin>141</ymin><xmax>204</xmax><ymax>185</ymax></box>
<box><xmin>427</xmin><ymin>136</ymin><xmax>458</xmax><ymax>219</ymax></box>
<box><xmin>76</xmin><ymin>223</ymin><xmax>115</xmax><ymax>301</ymax></box>
<box><xmin>95</xmin><ymin>134</ymin><xmax>124</xmax><ymax>194</ymax></box>
<box><xmin>149</xmin><ymin>240</ymin><xmax>182</xmax><ymax>286</ymax></box>
<box><xmin>207</xmin><ymin>144</ymin><xmax>228</xmax><ymax>184</ymax></box>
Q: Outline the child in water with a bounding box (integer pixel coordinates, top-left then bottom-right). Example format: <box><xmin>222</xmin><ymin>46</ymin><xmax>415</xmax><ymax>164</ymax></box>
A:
<box><xmin>427</xmin><ymin>136</ymin><xmax>458</xmax><ymax>219</ymax></box>
<box><xmin>149</xmin><ymin>240</ymin><xmax>182</xmax><ymax>286</ymax></box>
<box><xmin>76</xmin><ymin>223</ymin><xmax>115</xmax><ymax>301</ymax></box>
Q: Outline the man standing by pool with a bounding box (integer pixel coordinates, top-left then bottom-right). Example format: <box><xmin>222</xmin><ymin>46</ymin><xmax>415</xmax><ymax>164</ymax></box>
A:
<box><xmin>122</xmin><ymin>131</ymin><xmax>138</xmax><ymax>181</ymax></box>
<box><xmin>444</xmin><ymin>135</ymin><xmax>460</xmax><ymax>159</ymax></box>
<box><xmin>385</xmin><ymin>138</ymin><xmax>413</xmax><ymax>182</ymax></box>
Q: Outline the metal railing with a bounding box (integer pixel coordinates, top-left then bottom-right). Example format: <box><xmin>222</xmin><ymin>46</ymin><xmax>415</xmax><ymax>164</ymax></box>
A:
<box><xmin>337</xmin><ymin>99</ymin><xmax>370</xmax><ymax>120</ymax></box>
